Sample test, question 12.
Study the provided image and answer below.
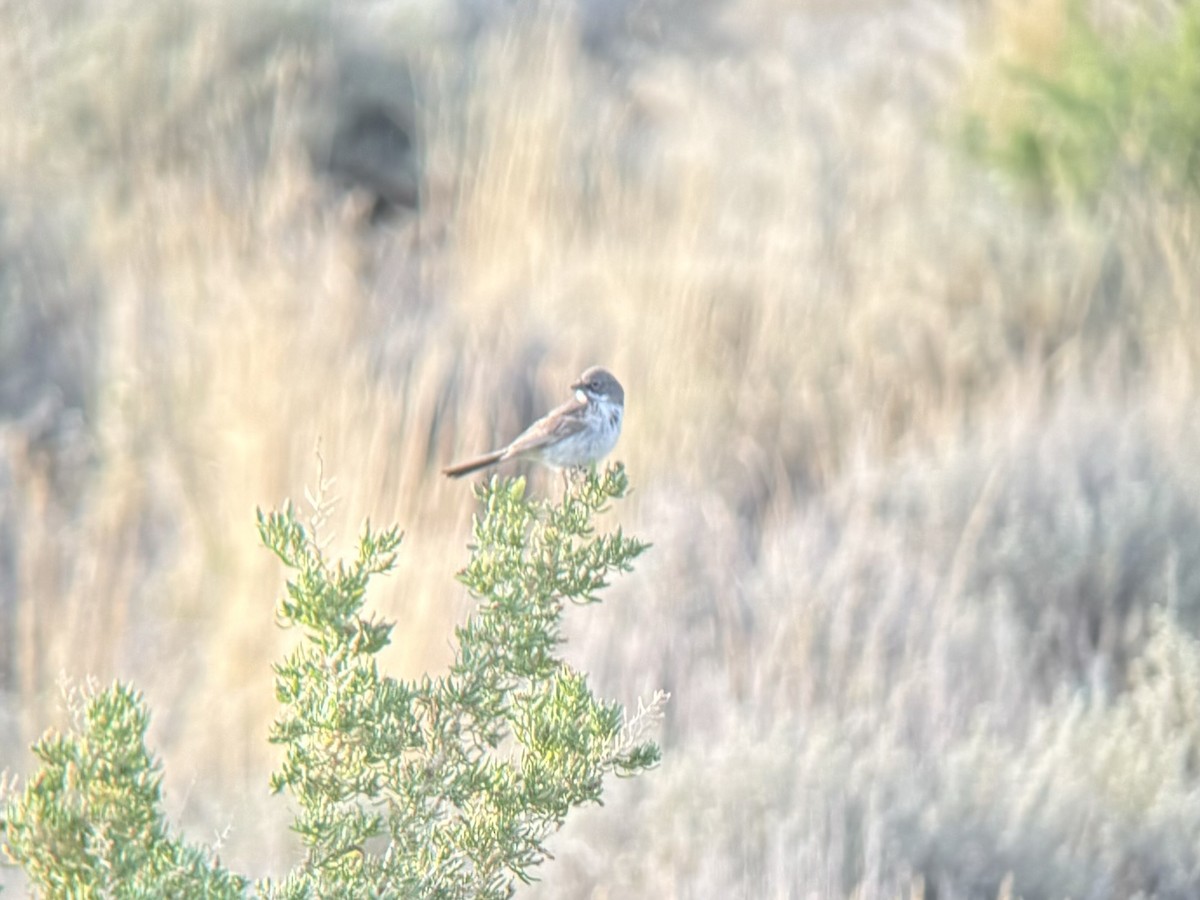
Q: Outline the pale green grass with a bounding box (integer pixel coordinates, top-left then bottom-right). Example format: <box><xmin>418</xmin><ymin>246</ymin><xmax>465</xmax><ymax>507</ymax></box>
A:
<box><xmin>3</xmin><ymin>0</ymin><xmax>1200</xmax><ymax>895</ymax></box>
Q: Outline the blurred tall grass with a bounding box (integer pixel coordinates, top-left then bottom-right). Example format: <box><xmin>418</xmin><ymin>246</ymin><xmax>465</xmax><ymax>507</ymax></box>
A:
<box><xmin>3</xmin><ymin>0</ymin><xmax>1200</xmax><ymax>895</ymax></box>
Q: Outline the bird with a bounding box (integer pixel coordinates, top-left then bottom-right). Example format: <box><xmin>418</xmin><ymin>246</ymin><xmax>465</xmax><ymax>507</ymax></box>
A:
<box><xmin>443</xmin><ymin>366</ymin><xmax>625</xmax><ymax>479</ymax></box>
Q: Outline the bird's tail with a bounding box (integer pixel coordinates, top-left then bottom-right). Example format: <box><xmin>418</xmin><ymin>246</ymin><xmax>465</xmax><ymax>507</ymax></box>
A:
<box><xmin>442</xmin><ymin>449</ymin><xmax>507</xmax><ymax>479</ymax></box>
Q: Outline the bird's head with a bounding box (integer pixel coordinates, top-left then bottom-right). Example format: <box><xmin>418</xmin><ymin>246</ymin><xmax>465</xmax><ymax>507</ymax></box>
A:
<box><xmin>572</xmin><ymin>366</ymin><xmax>624</xmax><ymax>407</ymax></box>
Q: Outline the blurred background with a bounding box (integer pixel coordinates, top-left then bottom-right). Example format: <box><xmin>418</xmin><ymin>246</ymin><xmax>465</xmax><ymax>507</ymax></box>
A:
<box><xmin>3</xmin><ymin>0</ymin><xmax>1200</xmax><ymax>895</ymax></box>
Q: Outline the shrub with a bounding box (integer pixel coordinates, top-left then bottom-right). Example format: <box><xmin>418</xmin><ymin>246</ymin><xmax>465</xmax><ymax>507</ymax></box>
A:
<box><xmin>1</xmin><ymin>466</ymin><xmax>662</xmax><ymax>897</ymax></box>
<box><xmin>0</xmin><ymin>683</ymin><xmax>247</xmax><ymax>898</ymax></box>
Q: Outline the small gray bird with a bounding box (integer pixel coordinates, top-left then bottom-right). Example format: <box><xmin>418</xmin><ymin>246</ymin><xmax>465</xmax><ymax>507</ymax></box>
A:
<box><xmin>443</xmin><ymin>366</ymin><xmax>624</xmax><ymax>479</ymax></box>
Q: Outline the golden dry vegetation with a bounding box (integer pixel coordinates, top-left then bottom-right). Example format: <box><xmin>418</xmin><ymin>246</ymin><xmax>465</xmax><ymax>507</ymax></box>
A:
<box><xmin>3</xmin><ymin>0</ymin><xmax>1200</xmax><ymax>896</ymax></box>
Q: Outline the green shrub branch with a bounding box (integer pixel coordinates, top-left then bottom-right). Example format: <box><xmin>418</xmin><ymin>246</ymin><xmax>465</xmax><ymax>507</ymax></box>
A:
<box><xmin>2</xmin><ymin>464</ymin><xmax>661</xmax><ymax>898</ymax></box>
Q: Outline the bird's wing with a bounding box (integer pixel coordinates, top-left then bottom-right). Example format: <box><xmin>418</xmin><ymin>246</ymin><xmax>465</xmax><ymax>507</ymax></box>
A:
<box><xmin>503</xmin><ymin>396</ymin><xmax>589</xmax><ymax>457</ymax></box>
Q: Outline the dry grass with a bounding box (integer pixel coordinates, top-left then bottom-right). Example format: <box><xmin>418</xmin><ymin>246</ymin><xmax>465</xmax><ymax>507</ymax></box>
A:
<box><xmin>3</xmin><ymin>0</ymin><xmax>1200</xmax><ymax>895</ymax></box>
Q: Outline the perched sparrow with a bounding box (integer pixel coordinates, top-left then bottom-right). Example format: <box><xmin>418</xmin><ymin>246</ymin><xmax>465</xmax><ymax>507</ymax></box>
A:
<box><xmin>443</xmin><ymin>366</ymin><xmax>624</xmax><ymax>479</ymax></box>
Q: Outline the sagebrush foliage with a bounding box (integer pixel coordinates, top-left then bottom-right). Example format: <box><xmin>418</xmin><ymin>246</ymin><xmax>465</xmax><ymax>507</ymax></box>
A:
<box><xmin>1</xmin><ymin>466</ymin><xmax>659</xmax><ymax>897</ymax></box>
<box><xmin>261</xmin><ymin>464</ymin><xmax>659</xmax><ymax>898</ymax></box>
<box><xmin>0</xmin><ymin>684</ymin><xmax>247</xmax><ymax>898</ymax></box>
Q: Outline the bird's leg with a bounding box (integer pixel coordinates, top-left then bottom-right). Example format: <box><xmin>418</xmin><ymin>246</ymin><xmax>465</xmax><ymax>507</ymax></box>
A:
<box><xmin>561</xmin><ymin>466</ymin><xmax>587</xmax><ymax>496</ymax></box>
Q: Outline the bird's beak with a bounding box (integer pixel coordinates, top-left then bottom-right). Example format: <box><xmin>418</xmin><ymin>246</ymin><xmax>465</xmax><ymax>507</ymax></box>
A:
<box><xmin>570</xmin><ymin>378</ymin><xmax>585</xmax><ymax>391</ymax></box>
